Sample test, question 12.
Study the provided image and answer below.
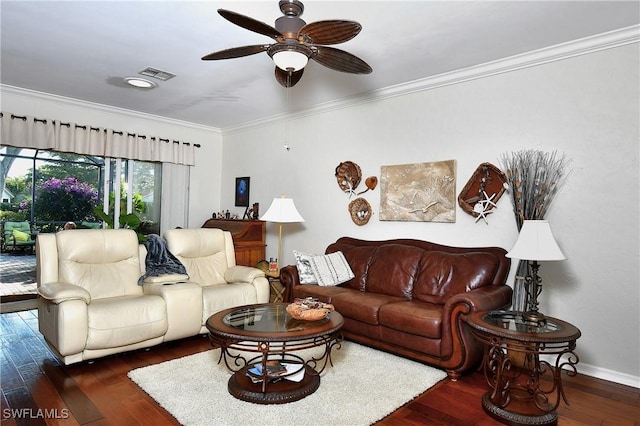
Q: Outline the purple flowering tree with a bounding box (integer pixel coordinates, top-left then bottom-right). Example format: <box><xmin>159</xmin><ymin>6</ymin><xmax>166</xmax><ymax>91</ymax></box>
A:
<box><xmin>34</xmin><ymin>177</ymin><xmax>98</xmax><ymax>222</ymax></box>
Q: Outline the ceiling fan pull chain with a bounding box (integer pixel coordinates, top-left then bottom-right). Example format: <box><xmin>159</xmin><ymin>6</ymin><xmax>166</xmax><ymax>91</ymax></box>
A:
<box><xmin>284</xmin><ymin>72</ymin><xmax>291</xmax><ymax>151</ymax></box>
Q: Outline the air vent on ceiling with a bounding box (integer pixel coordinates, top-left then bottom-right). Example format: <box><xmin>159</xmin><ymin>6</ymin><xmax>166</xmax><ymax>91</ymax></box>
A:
<box><xmin>138</xmin><ymin>67</ymin><xmax>176</xmax><ymax>81</ymax></box>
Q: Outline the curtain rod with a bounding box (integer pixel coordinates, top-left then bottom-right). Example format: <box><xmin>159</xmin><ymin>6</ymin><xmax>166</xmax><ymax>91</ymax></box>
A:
<box><xmin>4</xmin><ymin>113</ymin><xmax>201</xmax><ymax>148</ymax></box>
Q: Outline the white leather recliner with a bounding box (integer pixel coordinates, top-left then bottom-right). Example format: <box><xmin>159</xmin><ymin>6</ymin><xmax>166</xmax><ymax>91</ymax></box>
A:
<box><xmin>163</xmin><ymin>227</ymin><xmax>270</xmax><ymax>333</ymax></box>
<box><xmin>36</xmin><ymin>229</ymin><xmax>174</xmax><ymax>365</ymax></box>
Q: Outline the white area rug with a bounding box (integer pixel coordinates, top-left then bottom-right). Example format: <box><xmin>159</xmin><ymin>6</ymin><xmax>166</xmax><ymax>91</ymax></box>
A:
<box><xmin>128</xmin><ymin>342</ymin><xmax>447</xmax><ymax>426</ymax></box>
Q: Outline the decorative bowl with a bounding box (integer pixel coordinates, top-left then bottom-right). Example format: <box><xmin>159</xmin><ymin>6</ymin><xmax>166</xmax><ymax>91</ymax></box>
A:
<box><xmin>286</xmin><ymin>297</ymin><xmax>335</xmax><ymax>321</ymax></box>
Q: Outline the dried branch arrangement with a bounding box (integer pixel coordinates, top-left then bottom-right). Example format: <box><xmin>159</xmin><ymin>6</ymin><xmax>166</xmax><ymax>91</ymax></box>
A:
<box><xmin>500</xmin><ymin>150</ymin><xmax>572</xmax><ymax>229</ymax></box>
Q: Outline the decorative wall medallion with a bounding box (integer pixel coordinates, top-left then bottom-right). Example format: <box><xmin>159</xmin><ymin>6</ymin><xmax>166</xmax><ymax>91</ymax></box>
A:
<box><xmin>380</xmin><ymin>160</ymin><xmax>456</xmax><ymax>222</ymax></box>
<box><xmin>349</xmin><ymin>197</ymin><xmax>372</xmax><ymax>226</ymax></box>
<box><xmin>335</xmin><ymin>161</ymin><xmax>362</xmax><ymax>196</ymax></box>
<box><xmin>458</xmin><ymin>162</ymin><xmax>507</xmax><ymax>224</ymax></box>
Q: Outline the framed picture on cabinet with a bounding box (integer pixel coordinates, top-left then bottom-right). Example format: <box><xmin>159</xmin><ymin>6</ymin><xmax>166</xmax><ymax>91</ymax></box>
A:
<box><xmin>235</xmin><ymin>177</ymin><xmax>250</xmax><ymax>207</ymax></box>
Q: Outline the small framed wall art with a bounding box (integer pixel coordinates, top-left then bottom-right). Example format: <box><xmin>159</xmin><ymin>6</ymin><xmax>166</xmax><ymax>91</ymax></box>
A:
<box><xmin>235</xmin><ymin>177</ymin><xmax>250</xmax><ymax>207</ymax></box>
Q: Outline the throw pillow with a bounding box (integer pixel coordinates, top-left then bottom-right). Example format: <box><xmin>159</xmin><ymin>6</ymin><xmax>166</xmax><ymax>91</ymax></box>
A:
<box><xmin>12</xmin><ymin>229</ymin><xmax>29</xmax><ymax>242</ymax></box>
<box><xmin>309</xmin><ymin>251</ymin><xmax>355</xmax><ymax>287</ymax></box>
<box><xmin>293</xmin><ymin>250</ymin><xmax>317</xmax><ymax>284</ymax></box>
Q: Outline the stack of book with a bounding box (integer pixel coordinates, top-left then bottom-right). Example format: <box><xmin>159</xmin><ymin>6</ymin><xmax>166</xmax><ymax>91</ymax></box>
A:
<box><xmin>246</xmin><ymin>360</ymin><xmax>305</xmax><ymax>383</ymax></box>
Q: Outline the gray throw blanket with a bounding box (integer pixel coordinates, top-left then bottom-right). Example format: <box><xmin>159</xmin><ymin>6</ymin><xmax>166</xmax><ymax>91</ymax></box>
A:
<box><xmin>138</xmin><ymin>234</ymin><xmax>188</xmax><ymax>285</ymax></box>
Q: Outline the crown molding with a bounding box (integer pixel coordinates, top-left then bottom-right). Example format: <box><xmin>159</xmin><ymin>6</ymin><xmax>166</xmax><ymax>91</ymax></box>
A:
<box><xmin>0</xmin><ymin>84</ymin><xmax>221</xmax><ymax>134</ymax></box>
<box><xmin>223</xmin><ymin>24</ymin><xmax>639</xmax><ymax>134</ymax></box>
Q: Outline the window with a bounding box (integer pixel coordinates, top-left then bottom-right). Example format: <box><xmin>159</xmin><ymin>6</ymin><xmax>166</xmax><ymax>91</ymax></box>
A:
<box><xmin>0</xmin><ymin>146</ymin><xmax>162</xmax><ymax>234</ymax></box>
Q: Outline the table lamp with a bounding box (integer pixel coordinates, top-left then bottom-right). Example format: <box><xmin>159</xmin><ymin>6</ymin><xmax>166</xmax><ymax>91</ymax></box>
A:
<box><xmin>506</xmin><ymin>220</ymin><xmax>566</xmax><ymax>324</ymax></box>
<box><xmin>260</xmin><ymin>196</ymin><xmax>305</xmax><ymax>271</ymax></box>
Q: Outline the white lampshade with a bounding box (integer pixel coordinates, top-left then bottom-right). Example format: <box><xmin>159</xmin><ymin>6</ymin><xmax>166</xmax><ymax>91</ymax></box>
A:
<box><xmin>506</xmin><ymin>220</ymin><xmax>566</xmax><ymax>261</ymax></box>
<box><xmin>272</xmin><ymin>50</ymin><xmax>309</xmax><ymax>71</ymax></box>
<box><xmin>260</xmin><ymin>197</ymin><xmax>305</xmax><ymax>223</ymax></box>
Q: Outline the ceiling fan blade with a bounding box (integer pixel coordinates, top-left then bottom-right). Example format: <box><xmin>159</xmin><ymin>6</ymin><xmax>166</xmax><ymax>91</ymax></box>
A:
<box><xmin>218</xmin><ymin>9</ymin><xmax>282</xmax><ymax>41</ymax></box>
<box><xmin>275</xmin><ymin>67</ymin><xmax>304</xmax><ymax>88</ymax></box>
<box><xmin>202</xmin><ymin>45</ymin><xmax>270</xmax><ymax>60</ymax></box>
<box><xmin>298</xmin><ymin>20</ymin><xmax>362</xmax><ymax>45</ymax></box>
<box><xmin>312</xmin><ymin>46</ymin><xmax>372</xmax><ymax>74</ymax></box>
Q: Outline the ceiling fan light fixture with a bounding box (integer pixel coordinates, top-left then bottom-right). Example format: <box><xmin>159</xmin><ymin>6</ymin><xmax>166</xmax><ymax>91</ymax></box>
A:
<box><xmin>272</xmin><ymin>50</ymin><xmax>309</xmax><ymax>71</ymax></box>
<box><xmin>124</xmin><ymin>77</ymin><xmax>157</xmax><ymax>89</ymax></box>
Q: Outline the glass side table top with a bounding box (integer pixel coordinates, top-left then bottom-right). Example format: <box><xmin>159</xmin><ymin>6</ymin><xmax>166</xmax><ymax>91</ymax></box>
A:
<box><xmin>466</xmin><ymin>310</ymin><xmax>581</xmax><ymax>343</ymax></box>
<box><xmin>483</xmin><ymin>310</ymin><xmax>561</xmax><ymax>333</ymax></box>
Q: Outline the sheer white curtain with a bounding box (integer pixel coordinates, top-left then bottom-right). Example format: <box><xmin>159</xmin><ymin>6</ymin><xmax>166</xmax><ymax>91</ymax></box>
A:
<box><xmin>1</xmin><ymin>112</ymin><xmax>196</xmax><ymax>165</ymax></box>
<box><xmin>160</xmin><ymin>162</ymin><xmax>191</xmax><ymax>234</ymax></box>
<box><xmin>2</xmin><ymin>111</ymin><xmax>198</xmax><ymax>232</ymax></box>
<box><xmin>1</xmin><ymin>114</ymin><xmax>55</xmax><ymax>150</ymax></box>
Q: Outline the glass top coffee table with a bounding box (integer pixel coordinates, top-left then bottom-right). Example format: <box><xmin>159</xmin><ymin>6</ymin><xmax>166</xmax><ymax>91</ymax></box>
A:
<box><xmin>206</xmin><ymin>303</ymin><xmax>344</xmax><ymax>404</ymax></box>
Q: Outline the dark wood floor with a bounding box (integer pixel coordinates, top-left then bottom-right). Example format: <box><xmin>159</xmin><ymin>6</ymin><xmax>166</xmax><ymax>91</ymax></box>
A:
<box><xmin>1</xmin><ymin>309</ymin><xmax>638</xmax><ymax>426</ymax></box>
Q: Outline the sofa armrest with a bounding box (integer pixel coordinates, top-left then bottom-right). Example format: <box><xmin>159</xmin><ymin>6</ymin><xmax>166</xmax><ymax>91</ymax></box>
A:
<box><xmin>37</xmin><ymin>282</ymin><xmax>91</xmax><ymax>304</ymax></box>
<box><xmin>279</xmin><ymin>265</ymin><xmax>300</xmax><ymax>302</ymax></box>
<box><xmin>224</xmin><ymin>265</ymin><xmax>265</xmax><ymax>283</ymax></box>
<box><xmin>445</xmin><ymin>285</ymin><xmax>513</xmax><ymax>314</ymax></box>
<box><xmin>439</xmin><ymin>285</ymin><xmax>513</xmax><ymax>374</ymax></box>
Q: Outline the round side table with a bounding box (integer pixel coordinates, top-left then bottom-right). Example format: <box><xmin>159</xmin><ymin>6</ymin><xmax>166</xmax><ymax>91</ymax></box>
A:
<box><xmin>465</xmin><ymin>311</ymin><xmax>581</xmax><ymax>426</ymax></box>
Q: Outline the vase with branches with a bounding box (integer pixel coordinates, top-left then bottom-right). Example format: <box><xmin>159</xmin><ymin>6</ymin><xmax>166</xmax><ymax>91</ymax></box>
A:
<box><xmin>500</xmin><ymin>150</ymin><xmax>571</xmax><ymax>310</ymax></box>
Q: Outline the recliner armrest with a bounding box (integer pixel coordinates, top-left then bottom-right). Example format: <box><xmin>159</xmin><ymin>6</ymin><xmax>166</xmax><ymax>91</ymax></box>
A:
<box><xmin>142</xmin><ymin>273</ymin><xmax>190</xmax><ymax>284</ymax></box>
<box><xmin>224</xmin><ymin>265</ymin><xmax>265</xmax><ymax>283</ymax></box>
<box><xmin>37</xmin><ymin>282</ymin><xmax>91</xmax><ymax>304</ymax></box>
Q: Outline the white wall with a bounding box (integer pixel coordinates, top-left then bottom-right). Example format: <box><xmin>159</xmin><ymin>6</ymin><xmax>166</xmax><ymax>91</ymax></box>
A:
<box><xmin>2</xmin><ymin>41</ymin><xmax>637</xmax><ymax>387</ymax></box>
<box><xmin>219</xmin><ymin>43</ymin><xmax>639</xmax><ymax>385</ymax></box>
<box><xmin>0</xmin><ymin>86</ymin><xmax>224</xmax><ymax>227</ymax></box>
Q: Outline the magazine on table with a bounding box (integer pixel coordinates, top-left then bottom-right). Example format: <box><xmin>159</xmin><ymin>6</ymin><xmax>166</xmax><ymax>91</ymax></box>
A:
<box><xmin>247</xmin><ymin>360</ymin><xmax>305</xmax><ymax>383</ymax></box>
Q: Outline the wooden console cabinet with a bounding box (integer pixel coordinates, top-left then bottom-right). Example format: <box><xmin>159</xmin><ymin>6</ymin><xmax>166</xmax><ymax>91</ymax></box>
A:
<box><xmin>201</xmin><ymin>219</ymin><xmax>266</xmax><ymax>267</ymax></box>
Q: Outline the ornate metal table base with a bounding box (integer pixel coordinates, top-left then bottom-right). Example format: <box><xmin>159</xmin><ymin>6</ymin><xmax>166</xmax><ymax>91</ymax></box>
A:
<box><xmin>216</xmin><ymin>334</ymin><xmax>342</xmax><ymax>404</ymax></box>
<box><xmin>228</xmin><ymin>364</ymin><xmax>320</xmax><ymax>404</ymax></box>
<box><xmin>466</xmin><ymin>311</ymin><xmax>581</xmax><ymax>426</ymax></box>
<box><xmin>206</xmin><ymin>304</ymin><xmax>344</xmax><ymax>405</ymax></box>
<box><xmin>482</xmin><ymin>393</ymin><xmax>557</xmax><ymax>426</ymax></box>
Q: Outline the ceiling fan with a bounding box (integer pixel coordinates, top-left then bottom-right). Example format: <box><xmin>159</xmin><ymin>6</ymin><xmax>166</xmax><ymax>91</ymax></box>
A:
<box><xmin>202</xmin><ymin>0</ymin><xmax>372</xmax><ymax>88</ymax></box>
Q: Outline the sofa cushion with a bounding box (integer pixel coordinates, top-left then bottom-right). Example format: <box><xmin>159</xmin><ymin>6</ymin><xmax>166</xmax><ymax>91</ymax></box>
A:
<box><xmin>166</xmin><ymin>228</ymin><xmax>230</xmax><ymax>286</ymax></box>
<box><xmin>12</xmin><ymin>229</ymin><xmax>29</xmax><ymax>242</ymax></box>
<box><xmin>56</xmin><ymin>229</ymin><xmax>143</xmax><ymax>300</ymax></box>
<box><xmin>309</xmin><ymin>251</ymin><xmax>354</xmax><ymax>286</ymax></box>
<box><xmin>365</xmin><ymin>244</ymin><xmax>424</xmax><ymax>299</ymax></box>
<box><xmin>379</xmin><ymin>300</ymin><xmax>443</xmax><ymax>339</ymax></box>
<box><xmin>293</xmin><ymin>250</ymin><xmax>317</xmax><ymax>284</ymax></box>
<box><xmin>86</xmin><ymin>295</ymin><xmax>167</xmax><ymax>349</ymax></box>
<box><xmin>413</xmin><ymin>251</ymin><xmax>499</xmax><ymax>304</ymax></box>
<box><xmin>328</xmin><ymin>245</ymin><xmax>378</xmax><ymax>291</ymax></box>
<box><xmin>331</xmin><ymin>291</ymin><xmax>404</xmax><ymax>325</ymax></box>
<box><xmin>291</xmin><ymin>283</ymin><xmax>353</xmax><ymax>304</ymax></box>
<box><xmin>202</xmin><ymin>283</ymin><xmax>258</xmax><ymax>322</ymax></box>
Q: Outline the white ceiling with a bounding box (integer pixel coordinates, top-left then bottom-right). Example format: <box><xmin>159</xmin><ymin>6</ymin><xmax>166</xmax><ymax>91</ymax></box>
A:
<box><xmin>1</xmin><ymin>1</ymin><xmax>638</xmax><ymax>129</ymax></box>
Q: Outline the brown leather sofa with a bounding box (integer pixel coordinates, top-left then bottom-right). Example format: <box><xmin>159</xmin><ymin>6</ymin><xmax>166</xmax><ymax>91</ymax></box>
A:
<box><xmin>280</xmin><ymin>237</ymin><xmax>512</xmax><ymax>380</ymax></box>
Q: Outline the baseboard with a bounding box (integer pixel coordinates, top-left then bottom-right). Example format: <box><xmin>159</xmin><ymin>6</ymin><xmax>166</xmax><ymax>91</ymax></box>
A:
<box><xmin>579</xmin><ymin>362</ymin><xmax>640</xmax><ymax>389</ymax></box>
<box><xmin>0</xmin><ymin>298</ymin><xmax>38</xmax><ymax>313</ymax></box>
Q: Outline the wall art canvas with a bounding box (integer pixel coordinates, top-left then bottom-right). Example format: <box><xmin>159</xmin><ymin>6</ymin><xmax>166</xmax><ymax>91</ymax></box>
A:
<box><xmin>235</xmin><ymin>177</ymin><xmax>250</xmax><ymax>207</ymax></box>
<box><xmin>380</xmin><ymin>160</ymin><xmax>456</xmax><ymax>222</ymax></box>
